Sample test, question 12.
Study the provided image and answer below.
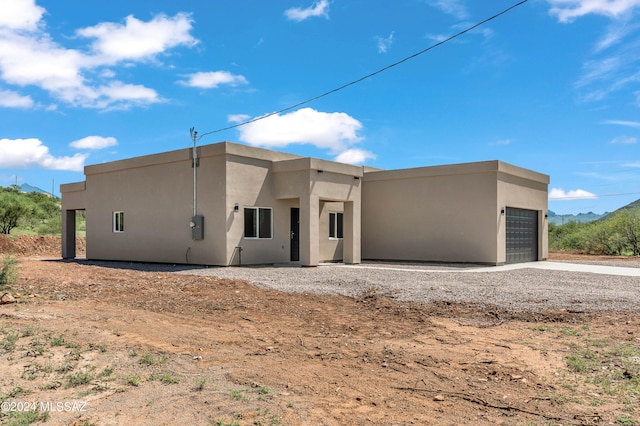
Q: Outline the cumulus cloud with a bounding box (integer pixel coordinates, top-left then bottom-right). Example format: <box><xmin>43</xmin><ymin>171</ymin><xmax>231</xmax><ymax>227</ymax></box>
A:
<box><xmin>76</xmin><ymin>13</ymin><xmax>198</xmax><ymax>64</ymax></box>
<box><xmin>69</xmin><ymin>136</ymin><xmax>118</xmax><ymax>150</ymax></box>
<box><xmin>234</xmin><ymin>108</ymin><xmax>374</xmax><ymax>164</ymax></box>
<box><xmin>236</xmin><ymin>107</ymin><xmax>362</xmax><ymax>149</ymax></box>
<box><xmin>0</xmin><ymin>138</ymin><xmax>87</xmax><ymax>171</ymax></box>
<box><xmin>376</xmin><ymin>32</ymin><xmax>395</xmax><ymax>54</ymax></box>
<box><xmin>334</xmin><ymin>148</ymin><xmax>376</xmax><ymax>165</ymax></box>
<box><xmin>179</xmin><ymin>71</ymin><xmax>248</xmax><ymax>89</ymax></box>
<box><xmin>0</xmin><ymin>89</ymin><xmax>33</xmax><ymax>108</ymax></box>
<box><xmin>548</xmin><ymin>0</ymin><xmax>640</xmax><ymax>22</ymax></box>
<box><xmin>0</xmin><ymin>0</ymin><xmax>45</xmax><ymax>31</ymax></box>
<box><xmin>549</xmin><ymin>187</ymin><xmax>598</xmax><ymax>200</ymax></box>
<box><xmin>285</xmin><ymin>0</ymin><xmax>330</xmax><ymax>22</ymax></box>
<box><xmin>0</xmin><ymin>2</ymin><xmax>197</xmax><ymax>109</ymax></box>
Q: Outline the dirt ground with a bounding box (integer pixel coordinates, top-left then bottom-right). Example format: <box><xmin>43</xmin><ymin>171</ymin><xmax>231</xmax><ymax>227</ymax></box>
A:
<box><xmin>1</xmin><ymin>236</ymin><xmax>639</xmax><ymax>425</ymax></box>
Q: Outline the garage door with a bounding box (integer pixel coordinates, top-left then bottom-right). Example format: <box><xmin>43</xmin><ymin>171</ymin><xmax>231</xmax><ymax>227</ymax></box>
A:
<box><xmin>506</xmin><ymin>207</ymin><xmax>538</xmax><ymax>264</ymax></box>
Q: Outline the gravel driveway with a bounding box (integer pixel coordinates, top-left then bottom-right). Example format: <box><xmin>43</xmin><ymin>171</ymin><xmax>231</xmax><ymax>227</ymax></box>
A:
<box><xmin>180</xmin><ymin>261</ymin><xmax>640</xmax><ymax>312</ymax></box>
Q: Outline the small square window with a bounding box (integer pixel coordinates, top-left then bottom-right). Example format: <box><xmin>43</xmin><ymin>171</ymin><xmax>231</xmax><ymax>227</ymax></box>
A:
<box><xmin>244</xmin><ymin>207</ymin><xmax>272</xmax><ymax>239</ymax></box>
<box><xmin>329</xmin><ymin>212</ymin><xmax>343</xmax><ymax>239</ymax></box>
<box><xmin>113</xmin><ymin>211</ymin><xmax>124</xmax><ymax>233</ymax></box>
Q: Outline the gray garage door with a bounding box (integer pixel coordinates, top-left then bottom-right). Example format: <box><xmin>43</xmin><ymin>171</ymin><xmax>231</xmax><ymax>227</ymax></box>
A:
<box><xmin>506</xmin><ymin>207</ymin><xmax>538</xmax><ymax>264</ymax></box>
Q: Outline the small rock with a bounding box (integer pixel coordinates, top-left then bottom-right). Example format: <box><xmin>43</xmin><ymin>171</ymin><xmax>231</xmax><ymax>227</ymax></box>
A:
<box><xmin>1</xmin><ymin>293</ymin><xmax>16</xmax><ymax>304</ymax></box>
<box><xmin>433</xmin><ymin>394</ymin><xmax>445</xmax><ymax>401</ymax></box>
<box><xmin>193</xmin><ymin>355</ymin><xmax>202</xmax><ymax>361</ymax></box>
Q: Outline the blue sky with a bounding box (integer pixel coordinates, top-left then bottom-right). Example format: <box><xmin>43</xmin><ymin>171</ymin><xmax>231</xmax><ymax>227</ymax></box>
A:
<box><xmin>1</xmin><ymin>0</ymin><xmax>640</xmax><ymax>214</ymax></box>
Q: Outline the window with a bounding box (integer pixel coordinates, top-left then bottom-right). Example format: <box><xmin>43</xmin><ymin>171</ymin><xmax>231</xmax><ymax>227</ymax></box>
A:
<box><xmin>329</xmin><ymin>212</ymin><xmax>343</xmax><ymax>239</ymax></box>
<box><xmin>244</xmin><ymin>207</ymin><xmax>272</xmax><ymax>239</ymax></box>
<box><xmin>113</xmin><ymin>211</ymin><xmax>124</xmax><ymax>233</ymax></box>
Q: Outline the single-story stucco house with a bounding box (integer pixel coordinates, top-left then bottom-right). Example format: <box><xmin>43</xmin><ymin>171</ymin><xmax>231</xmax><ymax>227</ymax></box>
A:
<box><xmin>61</xmin><ymin>141</ymin><xmax>549</xmax><ymax>266</ymax></box>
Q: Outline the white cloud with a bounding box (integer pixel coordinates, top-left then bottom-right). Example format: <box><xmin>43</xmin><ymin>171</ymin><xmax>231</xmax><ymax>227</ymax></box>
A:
<box><xmin>69</xmin><ymin>136</ymin><xmax>118</xmax><ymax>150</ymax></box>
<box><xmin>236</xmin><ymin>108</ymin><xmax>363</xmax><ymax>150</ymax></box>
<box><xmin>490</xmin><ymin>139</ymin><xmax>512</xmax><ymax>146</ymax></box>
<box><xmin>623</xmin><ymin>161</ymin><xmax>640</xmax><ymax>167</ymax></box>
<box><xmin>0</xmin><ymin>138</ymin><xmax>87</xmax><ymax>171</ymax></box>
<box><xmin>425</xmin><ymin>0</ymin><xmax>469</xmax><ymax>20</ymax></box>
<box><xmin>227</xmin><ymin>113</ymin><xmax>251</xmax><ymax>123</ymax></box>
<box><xmin>609</xmin><ymin>135</ymin><xmax>637</xmax><ymax>144</ymax></box>
<box><xmin>76</xmin><ymin>13</ymin><xmax>198</xmax><ymax>64</ymax></box>
<box><xmin>376</xmin><ymin>32</ymin><xmax>395</xmax><ymax>54</ymax></box>
<box><xmin>0</xmin><ymin>5</ymin><xmax>196</xmax><ymax>109</ymax></box>
<box><xmin>0</xmin><ymin>89</ymin><xmax>33</xmax><ymax>108</ymax></box>
<box><xmin>548</xmin><ymin>0</ymin><xmax>640</xmax><ymax>23</ymax></box>
<box><xmin>604</xmin><ymin>119</ymin><xmax>640</xmax><ymax>127</ymax></box>
<box><xmin>179</xmin><ymin>71</ymin><xmax>248</xmax><ymax>89</ymax></box>
<box><xmin>549</xmin><ymin>187</ymin><xmax>598</xmax><ymax>200</ymax></box>
<box><xmin>0</xmin><ymin>0</ymin><xmax>45</xmax><ymax>31</ymax></box>
<box><xmin>285</xmin><ymin>0</ymin><xmax>330</xmax><ymax>22</ymax></box>
<box><xmin>334</xmin><ymin>148</ymin><xmax>376</xmax><ymax>165</ymax></box>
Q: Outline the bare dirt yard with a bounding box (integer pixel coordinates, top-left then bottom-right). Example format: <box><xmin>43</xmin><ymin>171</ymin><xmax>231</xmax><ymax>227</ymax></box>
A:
<box><xmin>1</xmin><ymin>236</ymin><xmax>639</xmax><ymax>426</ymax></box>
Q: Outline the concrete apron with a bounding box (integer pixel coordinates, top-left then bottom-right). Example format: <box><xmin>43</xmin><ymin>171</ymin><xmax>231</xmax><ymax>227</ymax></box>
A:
<box><xmin>328</xmin><ymin>261</ymin><xmax>640</xmax><ymax>277</ymax></box>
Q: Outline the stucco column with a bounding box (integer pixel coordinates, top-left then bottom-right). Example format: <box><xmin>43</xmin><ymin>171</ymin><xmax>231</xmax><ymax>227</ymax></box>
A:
<box><xmin>62</xmin><ymin>209</ymin><xmax>76</xmax><ymax>259</ymax></box>
<box><xmin>343</xmin><ymin>200</ymin><xmax>361</xmax><ymax>264</ymax></box>
<box><xmin>300</xmin><ymin>193</ymin><xmax>320</xmax><ymax>266</ymax></box>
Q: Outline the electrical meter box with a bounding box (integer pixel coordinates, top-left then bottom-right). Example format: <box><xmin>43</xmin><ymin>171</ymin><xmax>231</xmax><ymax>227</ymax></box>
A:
<box><xmin>191</xmin><ymin>215</ymin><xmax>204</xmax><ymax>240</ymax></box>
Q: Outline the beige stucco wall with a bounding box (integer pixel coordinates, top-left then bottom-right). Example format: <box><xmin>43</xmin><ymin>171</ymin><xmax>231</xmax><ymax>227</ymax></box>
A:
<box><xmin>61</xmin><ymin>142</ymin><xmax>546</xmax><ymax>267</ymax></box>
<box><xmin>272</xmin><ymin>158</ymin><xmax>362</xmax><ymax>265</ymax></box>
<box><xmin>63</xmin><ymin>142</ymin><xmax>362</xmax><ymax>266</ymax></box>
<box><xmin>496</xmin><ymin>165</ymin><xmax>549</xmax><ymax>263</ymax></box>
<box><xmin>82</xmin><ymin>147</ymin><xmax>226</xmax><ymax>265</ymax></box>
<box><xmin>319</xmin><ymin>201</ymin><xmax>344</xmax><ymax>262</ymax></box>
<box><xmin>362</xmin><ymin>161</ymin><xmax>549</xmax><ymax>265</ymax></box>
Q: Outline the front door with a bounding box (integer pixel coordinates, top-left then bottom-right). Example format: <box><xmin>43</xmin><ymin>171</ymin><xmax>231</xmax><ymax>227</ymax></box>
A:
<box><xmin>290</xmin><ymin>208</ymin><xmax>300</xmax><ymax>262</ymax></box>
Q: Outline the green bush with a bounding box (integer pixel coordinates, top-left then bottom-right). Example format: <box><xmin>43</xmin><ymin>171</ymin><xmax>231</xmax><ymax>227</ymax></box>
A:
<box><xmin>550</xmin><ymin>210</ymin><xmax>640</xmax><ymax>256</ymax></box>
<box><xmin>0</xmin><ymin>255</ymin><xmax>17</xmax><ymax>289</ymax></box>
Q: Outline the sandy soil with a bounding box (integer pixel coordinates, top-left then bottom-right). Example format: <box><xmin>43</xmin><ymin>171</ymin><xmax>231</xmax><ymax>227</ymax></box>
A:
<box><xmin>0</xmin><ymin>236</ymin><xmax>639</xmax><ymax>425</ymax></box>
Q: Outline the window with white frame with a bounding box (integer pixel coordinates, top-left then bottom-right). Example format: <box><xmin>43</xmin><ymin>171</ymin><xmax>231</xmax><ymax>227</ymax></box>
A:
<box><xmin>329</xmin><ymin>212</ymin><xmax>343</xmax><ymax>239</ymax></box>
<box><xmin>244</xmin><ymin>207</ymin><xmax>272</xmax><ymax>239</ymax></box>
<box><xmin>113</xmin><ymin>211</ymin><xmax>124</xmax><ymax>233</ymax></box>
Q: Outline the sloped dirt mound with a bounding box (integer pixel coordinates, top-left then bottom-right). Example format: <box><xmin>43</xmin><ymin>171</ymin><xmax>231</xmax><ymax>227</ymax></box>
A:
<box><xmin>0</xmin><ymin>235</ymin><xmax>85</xmax><ymax>258</ymax></box>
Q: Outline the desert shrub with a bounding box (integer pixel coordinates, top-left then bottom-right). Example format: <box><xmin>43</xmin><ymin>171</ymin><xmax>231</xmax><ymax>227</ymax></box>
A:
<box><xmin>0</xmin><ymin>254</ymin><xmax>17</xmax><ymax>289</ymax></box>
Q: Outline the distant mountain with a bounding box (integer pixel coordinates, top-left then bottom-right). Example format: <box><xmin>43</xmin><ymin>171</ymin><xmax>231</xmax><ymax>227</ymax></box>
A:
<box><xmin>548</xmin><ymin>210</ymin><xmax>608</xmax><ymax>225</ymax></box>
<box><xmin>20</xmin><ymin>183</ymin><xmax>51</xmax><ymax>196</ymax></box>
<box><xmin>549</xmin><ymin>198</ymin><xmax>640</xmax><ymax>225</ymax></box>
<box><xmin>612</xmin><ymin>198</ymin><xmax>640</xmax><ymax>214</ymax></box>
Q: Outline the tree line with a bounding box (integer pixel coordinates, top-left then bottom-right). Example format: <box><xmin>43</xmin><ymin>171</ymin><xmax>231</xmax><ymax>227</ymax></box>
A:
<box><xmin>0</xmin><ymin>185</ymin><xmax>61</xmax><ymax>235</ymax></box>
<box><xmin>549</xmin><ymin>209</ymin><xmax>640</xmax><ymax>256</ymax></box>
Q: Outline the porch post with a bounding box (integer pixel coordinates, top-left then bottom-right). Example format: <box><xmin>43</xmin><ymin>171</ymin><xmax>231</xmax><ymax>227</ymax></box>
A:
<box><xmin>300</xmin><ymin>194</ymin><xmax>320</xmax><ymax>266</ymax></box>
<box><xmin>343</xmin><ymin>200</ymin><xmax>361</xmax><ymax>264</ymax></box>
<box><xmin>62</xmin><ymin>209</ymin><xmax>76</xmax><ymax>259</ymax></box>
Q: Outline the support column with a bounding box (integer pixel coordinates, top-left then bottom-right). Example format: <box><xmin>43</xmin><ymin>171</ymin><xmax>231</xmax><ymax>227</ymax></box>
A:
<box><xmin>62</xmin><ymin>210</ymin><xmax>76</xmax><ymax>259</ymax></box>
<box><xmin>300</xmin><ymin>194</ymin><xmax>319</xmax><ymax>266</ymax></box>
<box><xmin>343</xmin><ymin>201</ymin><xmax>361</xmax><ymax>264</ymax></box>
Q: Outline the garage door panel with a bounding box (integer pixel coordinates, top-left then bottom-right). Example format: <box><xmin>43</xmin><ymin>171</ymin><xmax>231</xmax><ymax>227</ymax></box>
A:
<box><xmin>506</xmin><ymin>207</ymin><xmax>538</xmax><ymax>264</ymax></box>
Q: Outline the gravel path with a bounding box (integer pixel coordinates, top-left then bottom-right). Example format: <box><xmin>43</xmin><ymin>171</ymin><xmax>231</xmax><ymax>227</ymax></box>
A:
<box><xmin>179</xmin><ymin>261</ymin><xmax>640</xmax><ymax>312</ymax></box>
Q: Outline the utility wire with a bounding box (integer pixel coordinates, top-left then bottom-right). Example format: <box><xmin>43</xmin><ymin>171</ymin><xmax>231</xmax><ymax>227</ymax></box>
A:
<box><xmin>197</xmin><ymin>0</ymin><xmax>529</xmax><ymax>138</ymax></box>
<box><xmin>550</xmin><ymin>191</ymin><xmax>640</xmax><ymax>200</ymax></box>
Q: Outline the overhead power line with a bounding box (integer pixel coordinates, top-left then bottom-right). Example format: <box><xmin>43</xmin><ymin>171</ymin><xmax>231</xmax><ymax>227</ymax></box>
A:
<box><xmin>550</xmin><ymin>191</ymin><xmax>640</xmax><ymax>201</ymax></box>
<box><xmin>197</xmin><ymin>0</ymin><xmax>529</xmax><ymax>138</ymax></box>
